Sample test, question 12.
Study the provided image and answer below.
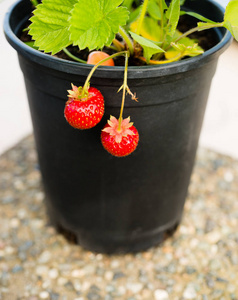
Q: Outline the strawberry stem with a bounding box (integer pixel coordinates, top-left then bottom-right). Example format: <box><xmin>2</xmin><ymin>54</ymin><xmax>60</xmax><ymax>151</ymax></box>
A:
<box><xmin>63</xmin><ymin>48</ymin><xmax>87</xmax><ymax>64</ymax></box>
<box><xmin>118</xmin><ymin>51</ymin><xmax>129</xmax><ymax>131</ymax></box>
<box><xmin>136</xmin><ymin>0</ymin><xmax>149</xmax><ymax>35</ymax></box>
<box><xmin>82</xmin><ymin>50</ymin><xmax>130</xmax><ymax>98</ymax></box>
<box><xmin>119</xmin><ymin>27</ymin><xmax>134</xmax><ymax>55</ymax></box>
<box><xmin>112</xmin><ymin>39</ymin><xmax>125</xmax><ymax>51</ymax></box>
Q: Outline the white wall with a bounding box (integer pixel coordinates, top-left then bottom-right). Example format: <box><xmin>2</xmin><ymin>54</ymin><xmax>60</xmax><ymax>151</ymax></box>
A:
<box><xmin>0</xmin><ymin>0</ymin><xmax>32</xmax><ymax>154</ymax></box>
<box><xmin>215</xmin><ymin>0</ymin><xmax>229</xmax><ymax>7</ymax></box>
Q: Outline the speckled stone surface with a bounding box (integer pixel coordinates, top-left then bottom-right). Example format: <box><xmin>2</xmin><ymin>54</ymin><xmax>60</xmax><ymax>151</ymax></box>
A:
<box><xmin>0</xmin><ymin>135</ymin><xmax>238</xmax><ymax>300</ymax></box>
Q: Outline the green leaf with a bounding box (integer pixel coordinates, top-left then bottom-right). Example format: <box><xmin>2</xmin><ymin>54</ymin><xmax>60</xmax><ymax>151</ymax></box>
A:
<box><xmin>165</xmin><ymin>0</ymin><xmax>180</xmax><ymax>37</ymax></box>
<box><xmin>130</xmin><ymin>17</ymin><xmax>162</xmax><ymax>41</ymax></box>
<box><xmin>166</xmin><ymin>29</ymin><xmax>203</xmax><ymax>60</ymax></box>
<box><xmin>127</xmin><ymin>6</ymin><xmax>141</xmax><ymax>24</ymax></box>
<box><xmin>165</xmin><ymin>42</ymin><xmax>204</xmax><ymax>61</ymax></box>
<box><xmin>29</xmin><ymin>0</ymin><xmax>77</xmax><ymax>54</ymax></box>
<box><xmin>223</xmin><ymin>0</ymin><xmax>238</xmax><ymax>41</ymax></box>
<box><xmin>129</xmin><ymin>31</ymin><xmax>164</xmax><ymax>63</ymax></box>
<box><xmin>147</xmin><ymin>0</ymin><xmax>161</xmax><ymax>20</ymax></box>
<box><xmin>24</xmin><ymin>41</ymin><xmax>39</xmax><ymax>50</ymax></box>
<box><xmin>122</xmin><ymin>0</ymin><xmax>134</xmax><ymax>10</ymax></box>
<box><xmin>69</xmin><ymin>0</ymin><xmax>129</xmax><ymax>50</ymax></box>
<box><xmin>160</xmin><ymin>0</ymin><xmax>168</xmax><ymax>10</ymax></box>
<box><xmin>180</xmin><ymin>11</ymin><xmax>216</xmax><ymax>24</ymax></box>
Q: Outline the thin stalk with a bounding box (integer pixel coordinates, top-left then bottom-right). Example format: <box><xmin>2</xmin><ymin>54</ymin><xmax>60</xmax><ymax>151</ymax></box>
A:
<box><xmin>118</xmin><ymin>52</ymin><xmax>129</xmax><ymax>130</ymax></box>
<box><xmin>136</xmin><ymin>0</ymin><xmax>149</xmax><ymax>35</ymax></box>
<box><xmin>112</xmin><ymin>39</ymin><xmax>125</xmax><ymax>52</ymax></box>
<box><xmin>159</xmin><ymin>0</ymin><xmax>164</xmax><ymax>41</ymax></box>
<box><xmin>139</xmin><ymin>53</ymin><xmax>184</xmax><ymax>64</ymax></box>
<box><xmin>63</xmin><ymin>48</ymin><xmax>87</xmax><ymax>64</ymax></box>
<box><xmin>82</xmin><ymin>51</ymin><xmax>129</xmax><ymax>96</ymax></box>
<box><xmin>108</xmin><ymin>45</ymin><xmax>118</xmax><ymax>51</ymax></box>
<box><xmin>119</xmin><ymin>26</ymin><xmax>134</xmax><ymax>55</ymax></box>
<box><xmin>167</xmin><ymin>23</ymin><xmax>224</xmax><ymax>51</ymax></box>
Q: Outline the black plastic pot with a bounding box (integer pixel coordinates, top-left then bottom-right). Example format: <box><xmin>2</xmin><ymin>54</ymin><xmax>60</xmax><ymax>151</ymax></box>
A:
<box><xmin>4</xmin><ymin>0</ymin><xmax>232</xmax><ymax>253</ymax></box>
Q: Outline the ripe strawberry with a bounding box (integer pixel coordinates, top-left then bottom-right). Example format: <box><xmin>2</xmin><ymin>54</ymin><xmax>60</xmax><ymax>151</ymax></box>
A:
<box><xmin>87</xmin><ymin>51</ymin><xmax>115</xmax><ymax>66</ymax></box>
<box><xmin>64</xmin><ymin>84</ymin><xmax>104</xmax><ymax>130</ymax></box>
<box><xmin>101</xmin><ymin>116</ymin><xmax>139</xmax><ymax>157</ymax></box>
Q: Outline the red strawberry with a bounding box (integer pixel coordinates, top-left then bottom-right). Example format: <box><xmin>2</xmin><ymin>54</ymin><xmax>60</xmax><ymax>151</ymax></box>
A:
<box><xmin>64</xmin><ymin>84</ymin><xmax>104</xmax><ymax>130</ymax></box>
<box><xmin>101</xmin><ymin>116</ymin><xmax>139</xmax><ymax>157</ymax></box>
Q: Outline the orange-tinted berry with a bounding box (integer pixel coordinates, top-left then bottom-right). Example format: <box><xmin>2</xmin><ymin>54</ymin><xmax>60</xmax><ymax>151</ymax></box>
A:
<box><xmin>87</xmin><ymin>51</ymin><xmax>115</xmax><ymax>66</ymax></box>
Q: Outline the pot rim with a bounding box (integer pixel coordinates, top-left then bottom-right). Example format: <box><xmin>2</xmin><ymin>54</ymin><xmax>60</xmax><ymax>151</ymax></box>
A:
<box><xmin>4</xmin><ymin>0</ymin><xmax>232</xmax><ymax>79</ymax></box>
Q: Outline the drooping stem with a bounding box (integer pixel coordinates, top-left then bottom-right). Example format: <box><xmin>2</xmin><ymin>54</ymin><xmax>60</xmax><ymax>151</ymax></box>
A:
<box><xmin>82</xmin><ymin>51</ymin><xmax>129</xmax><ymax>97</ymax></box>
<box><xmin>112</xmin><ymin>39</ymin><xmax>125</xmax><ymax>51</ymax></box>
<box><xmin>136</xmin><ymin>0</ymin><xmax>149</xmax><ymax>35</ymax></box>
<box><xmin>139</xmin><ymin>53</ymin><xmax>185</xmax><ymax>64</ymax></box>
<box><xmin>119</xmin><ymin>26</ymin><xmax>134</xmax><ymax>55</ymax></box>
<box><xmin>159</xmin><ymin>0</ymin><xmax>164</xmax><ymax>41</ymax></box>
<box><xmin>118</xmin><ymin>51</ymin><xmax>129</xmax><ymax>130</ymax></box>
<box><xmin>63</xmin><ymin>48</ymin><xmax>87</xmax><ymax>64</ymax></box>
<box><xmin>166</xmin><ymin>23</ymin><xmax>224</xmax><ymax>51</ymax></box>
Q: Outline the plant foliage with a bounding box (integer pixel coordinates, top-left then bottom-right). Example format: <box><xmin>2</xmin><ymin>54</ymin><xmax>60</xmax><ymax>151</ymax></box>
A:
<box><xmin>28</xmin><ymin>0</ymin><xmax>238</xmax><ymax>64</ymax></box>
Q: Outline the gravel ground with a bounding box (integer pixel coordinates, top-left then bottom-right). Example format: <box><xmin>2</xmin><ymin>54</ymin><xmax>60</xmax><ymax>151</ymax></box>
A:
<box><xmin>0</xmin><ymin>135</ymin><xmax>238</xmax><ymax>300</ymax></box>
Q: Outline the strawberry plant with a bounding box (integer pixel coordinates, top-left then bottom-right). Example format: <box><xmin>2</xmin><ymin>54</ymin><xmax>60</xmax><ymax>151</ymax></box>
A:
<box><xmin>26</xmin><ymin>0</ymin><xmax>238</xmax><ymax>157</ymax></box>
<box><xmin>28</xmin><ymin>0</ymin><xmax>238</xmax><ymax>64</ymax></box>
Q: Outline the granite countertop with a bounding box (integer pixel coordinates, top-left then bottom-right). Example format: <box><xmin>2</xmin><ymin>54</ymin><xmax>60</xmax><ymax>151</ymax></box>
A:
<box><xmin>0</xmin><ymin>135</ymin><xmax>238</xmax><ymax>300</ymax></box>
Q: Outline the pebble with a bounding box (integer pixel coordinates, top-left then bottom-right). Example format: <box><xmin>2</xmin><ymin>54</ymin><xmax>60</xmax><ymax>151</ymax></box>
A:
<box><xmin>17</xmin><ymin>208</ymin><xmax>27</xmax><ymax>219</ymax></box>
<box><xmin>1</xmin><ymin>195</ymin><xmax>15</xmax><ymax>204</ymax></box>
<box><xmin>73</xmin><ymin>280</ymin><xmax>81</xmax><ymax>291</ymax></box>
<box><xmin>57</xmin><ymin>277</ymin><xmax>68</xmax><ymax>286</ymax></box>
<box><xmin>31</xmin><ymin>219</ymin><xmax>45</xmax><ymax>229</ymax></box>
<box><xmin>0</xmin><ymin>271</ymin><xmax>10</xmax><ymax>287</ymax></box>
<box><xmin>10</xmin><ymin>218</ymin><xmax>20</xmax><ymax>228</ymax></box>
<box><xmin>113</xmin><ymin>271</ymin><xmax>125</xmax><ymax>280</ymax></box>
<box><xmin>87</xmin><ymin>292</ymin><xmax>102</xmax><ymax>300</ymax></box>
<box><xmin>224</xmin><ymin>170</ymin><xmax>234</xmax><ymax>182</ymax></box>
<box><xmin>36</xmin><ymin>265</ymin><xmax>49</xmax><ymax>277</ymax></box>
<box><xmin>205</xmin><ymin>231</ymin><xmax>221</xmax><ymax>244</ymax></box>
<box><xmin>183</xmin><ymin>286</ymin><xmax>197</xmax><ymax>299</ymax></box>
<box><xmin>42</xmin><ymin>280</ymin><xmax>50</xmax><ymax>289</ymax></box>
<box><xmin>118</xmin><ymin>285</ymin><xmax>126</xmax><ymax>295</ymax></box>
<box><xmin>50</xmin><ymin>293</ymin><xmax>60</xmax><ymax>300</ymax></box>
<box><xmin>5</xmin><ymin>246</ymin><xmax>15</xmax><ymax>255</ymax></box>
<box><xmin>185</xmin><ymin>266</ymin><xmax>197</xmax><ymax>275</ymax></box>
<box><xmin>110</xmin><ymin>260</ymin><xmax>120</xmax><ymax>269</ymax></box>
<box><xmin>71</xmin><ymin>269</ymin><xmax>86</xmax><ymax>278</ymax></box>
<box><xmin>39</xmin><ymin>291</ymin><xmax>49</xmax><ymax>299</ymax></box>
<box><xmin>104</xmin><ymin>271</ymin><xmax>113</xmax><ymax>281</ymax></box>
<box><xmin>205</xmin><ymin>275</ymin><xmax>215</xmax><ymax>288</ymax></box>
<box><xmin>105</xmin><ymin>285</ymin><xmax>115</xmax><ymax>293</ymax></box>
<box><xmin>81</xmin><ymin>281</ymin><xmax>91</xmax><ymax>291</ymax></box>
<box><xmin>64</xmin><ymin>281</ymin><xmax>75</xmax><ymax>291</ymax></box>
<box><xmin>126</xmin><ymin>283</ymin><xmax>143</xmax><ymax>294</ymax></box>
<box><xmin>18</xmin><ymin>240</ymin><xmax>34</xmax><ymax>252</ymax></box>
<box><xmin>12</xmin><ymin>265</ymin><xmax>23</xmax><ymax>273</ymax></box>
<box><xmin>35</xmin><ymin>191</ymin><xmax>45</xmax><ymax>202</ymax></box>
<box><xmin>154</xmin><ymin>289</ymin><xmax>169</xmax><ymax>300</ymax></box>
<box><xmin>48</xmin><ymin>268</ymin><xmax>59</xmax><ymax>279</ymax></box>
<box><xmin>38</xmin><ymin>251</ymin><xmax>52</xmax><ymax>264</ymax></box>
